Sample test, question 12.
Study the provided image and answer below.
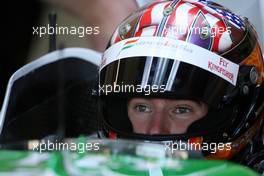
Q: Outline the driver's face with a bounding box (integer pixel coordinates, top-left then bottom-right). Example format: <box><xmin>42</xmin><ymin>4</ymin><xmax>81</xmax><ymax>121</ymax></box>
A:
<box><xmin>127</xmin><ymin>98</ymin><xmax>208</xmax><ymax>135</ymax></box>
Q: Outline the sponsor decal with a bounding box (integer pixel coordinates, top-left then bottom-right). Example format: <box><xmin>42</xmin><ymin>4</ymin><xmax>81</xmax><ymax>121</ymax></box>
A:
<box><xmin>208</xmin><ymin>57</ymin><xmax>235</xmax><ymax>84</ymax></box>
<box><xmin>101</xmin><ymin>36</ymin><xmax>239</xmax><ymax>85</ymax></box>
<box><xmin>121</xmin><ymin>39</ymin><xmax>139</xmax><ymax>51</ymax></box>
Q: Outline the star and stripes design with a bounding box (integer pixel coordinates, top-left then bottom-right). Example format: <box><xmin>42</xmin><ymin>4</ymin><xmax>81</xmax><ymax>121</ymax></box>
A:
<box><xmin>111</xmin><ymin>0</ymin><xmax>246</xmax><ymax>54</ymax></box>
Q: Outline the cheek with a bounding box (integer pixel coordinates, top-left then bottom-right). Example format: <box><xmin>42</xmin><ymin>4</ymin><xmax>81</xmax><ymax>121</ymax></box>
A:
<box><xmin>128</xmin><ymin>110</ymin><xmax>151</xmax><ymax>133</ymax></box>
<box><xmin>193</xmin><ymin>110</ymin><xmax>207</xmax><ymax>122</ymax></box>
<box><xmin>194</xmin><ymin>105</ymin><xmax>208</xmax><ymax>119</ymax></box>
<box><xmin>169</xmin><ymin>120</ymin><xmax>189</xmax><ymax>133</ymax></box>
<box><xmin>168</xmin><ymin>116</ymin><xmax>201</xmax><ymax>134</ymax></box>
<box><xmin>128</xmin><ymin>109</ymin><xmax>138</xmax><ymax>124</ymax></box>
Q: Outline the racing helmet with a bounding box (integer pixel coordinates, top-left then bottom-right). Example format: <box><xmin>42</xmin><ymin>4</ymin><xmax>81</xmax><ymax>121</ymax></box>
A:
<box><xmin>99</xmin><ymin>0</ymin><xmax>264</xmax><ymax>160</ymax></box>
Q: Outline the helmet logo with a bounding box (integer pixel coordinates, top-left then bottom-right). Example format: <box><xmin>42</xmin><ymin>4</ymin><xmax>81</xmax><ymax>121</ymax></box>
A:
<box><xmin>200</xmin><ymin>24</ymin><xmax>211</xmax><ymax>40</ymax></box>
<box><xmin>187</xmin><ymin>11</ymin><xmax>213</xmax><ymax>50</ymax></box>
<box><xmin>119</xmin><ymin>23</ymin><xmax>131</xmax><ymax>38</ymax></box>
<box><xmin>163</xmin><ymin>6</ymin><xmax>174</xmax><ymax>16</ymax></box>
<box><xmin>249</xmin><ymin>67</ymin><xmax>258</xmax><ymax>84</ymax></box>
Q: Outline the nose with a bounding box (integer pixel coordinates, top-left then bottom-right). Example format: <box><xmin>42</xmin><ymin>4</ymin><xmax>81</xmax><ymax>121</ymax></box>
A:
<box><xmin>147</xmin><ymin>112</ymin><xmax>169</xmax><ymax>135</ymax></box>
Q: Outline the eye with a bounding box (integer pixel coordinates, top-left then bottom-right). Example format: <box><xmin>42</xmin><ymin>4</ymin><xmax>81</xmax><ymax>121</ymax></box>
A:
<box><xmin>134</xmin><ymin>104</ymin><xmax>152</xmax><ymax>113</ymax></box>
<box><xmin>172</xmin><ymin>107</ymin><xmax>191</xmax><ymax>114</ymax></box>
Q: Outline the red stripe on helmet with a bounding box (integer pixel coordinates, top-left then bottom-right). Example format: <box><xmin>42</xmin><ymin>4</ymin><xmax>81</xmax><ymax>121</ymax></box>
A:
<box><xmin>211</xmin><ymin>20</ymin><xmax>227</xmax><ymax>52</ymax></box>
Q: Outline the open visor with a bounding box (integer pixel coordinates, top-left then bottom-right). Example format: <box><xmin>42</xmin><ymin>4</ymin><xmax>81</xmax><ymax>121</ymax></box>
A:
<box><xmin>100</xmin><ymin>36</ymin><xmax>239</xmax><ymax>108</ymax></box>
<box><xmin>98</xmin><ymin>37</ymin><xmax>247</xmax><ymax>139</ymax></box>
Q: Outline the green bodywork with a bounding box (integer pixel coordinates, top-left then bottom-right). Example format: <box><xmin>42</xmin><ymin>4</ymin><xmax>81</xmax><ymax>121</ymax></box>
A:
<box><xmin>0</xmin><ymin>139</ymin><xmax>259</xmax><ymax>176</ymax></box>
